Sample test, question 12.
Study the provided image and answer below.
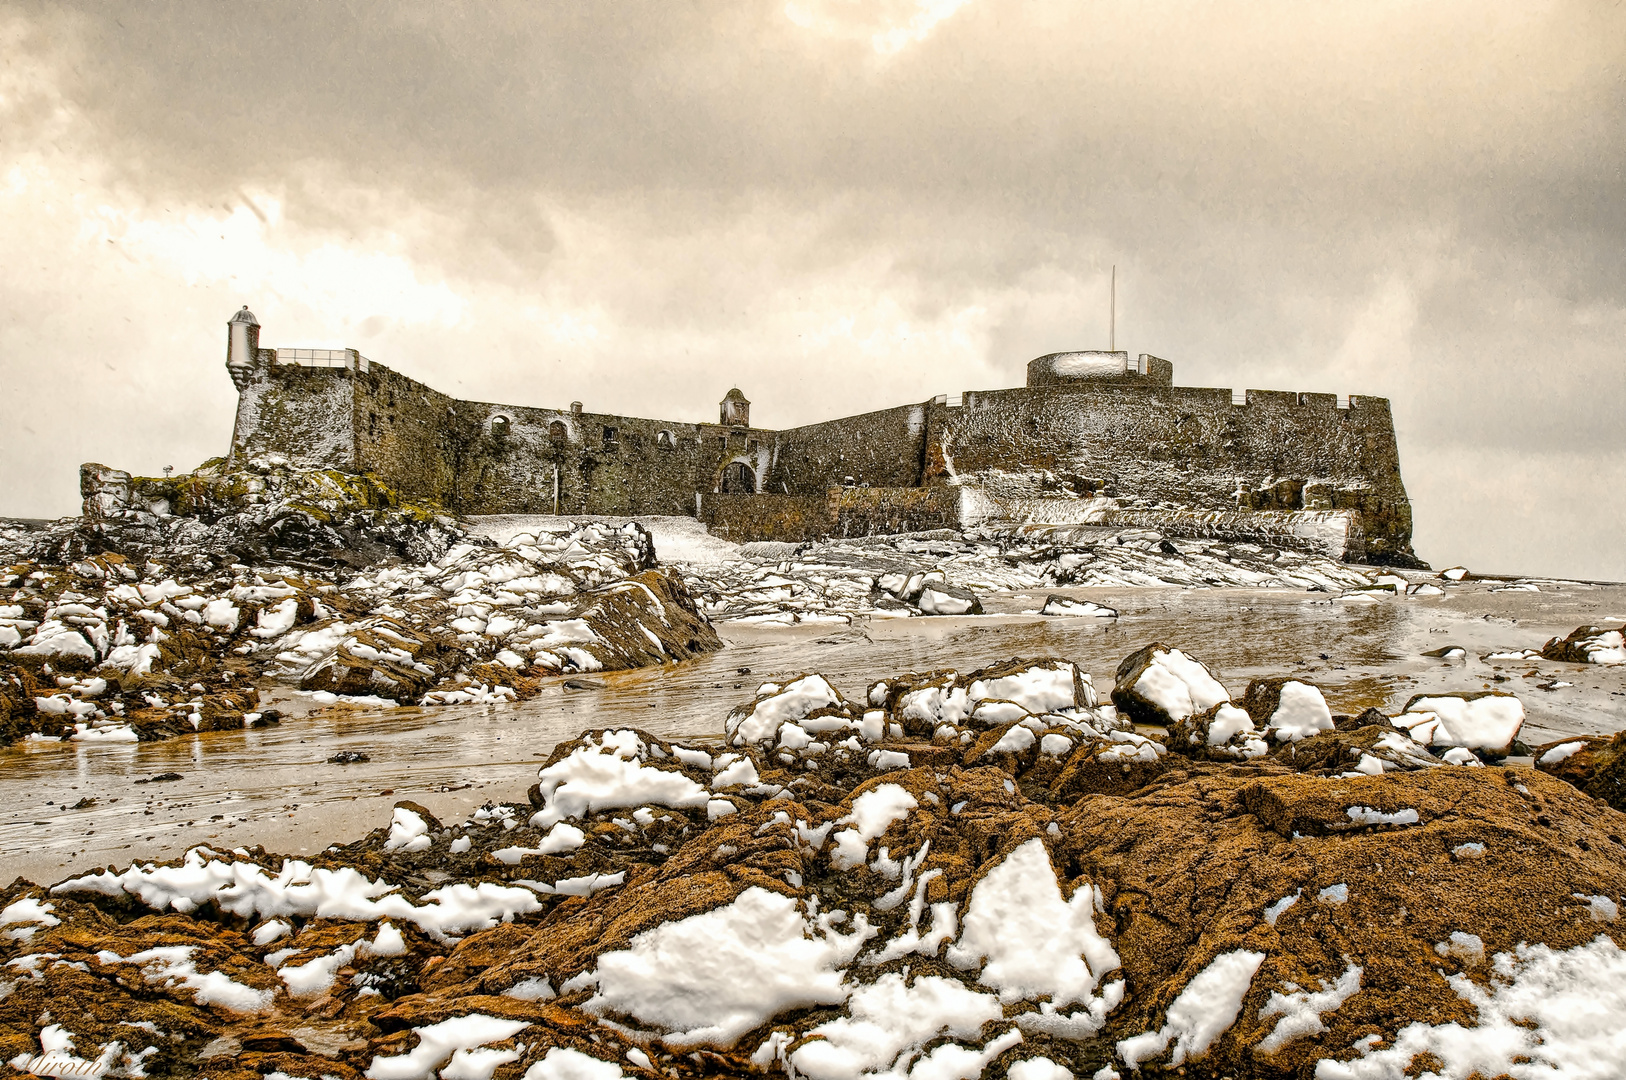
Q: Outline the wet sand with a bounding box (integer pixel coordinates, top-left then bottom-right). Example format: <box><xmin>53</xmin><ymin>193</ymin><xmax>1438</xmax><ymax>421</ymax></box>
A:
<box><xmin>3</xmin><ymin>581</ymin><xmax>1622</xmax><ymax>884</ymax></box>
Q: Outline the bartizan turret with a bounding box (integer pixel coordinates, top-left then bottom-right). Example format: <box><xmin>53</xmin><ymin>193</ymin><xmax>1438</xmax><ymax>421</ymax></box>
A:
<box><xmin>226</xmin><ymin>306</ymin><xmax>261</xmax><ymax>390</ymax></box>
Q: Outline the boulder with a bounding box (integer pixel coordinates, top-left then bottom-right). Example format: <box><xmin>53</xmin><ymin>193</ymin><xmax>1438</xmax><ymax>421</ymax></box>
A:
<box><xmin>1168</xmin><ymin>702</ymin><xmax>1269</xmax><ymax>760</ymax></box>
<box><xmin>1541</xmin><ymin>624</ymin><xmax>1626</xmax><ymax>666</ymax></box>
<box><xmin>1533</xmin><ymin>732</ymin><xmax>1626</xmax><ymax>811</ymax></box>
<box><xmin>1110</xmin><ymin>643</ymin><xmax>1230</xmax><ymax>727</ymax></box>
<box><xmin>1269</xmin><ymin>724</ymin><xmax>1444</xmax><ymax>776</ymax></box>
<box><xmin>1240</xmin><ymin>677</ymin><xmax>1335</xmax><ymax>743</ymax></box>
<box><xmin>1039</xmin><ymin>595</ymin><xmax>1118</xmax><ymax>618</ymax></box>
<box><xmin>916</xmin><ymin>581</ymin><xmax>983</xmax><ymax>616</ymax></box>
<box><xmin>1393</xmin><ymin>692</ymin><xmax>1526</xmax><ymax>757</ymax></box>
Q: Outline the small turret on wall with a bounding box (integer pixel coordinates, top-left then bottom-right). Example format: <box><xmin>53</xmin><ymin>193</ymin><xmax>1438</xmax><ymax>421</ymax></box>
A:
<box><xmin>720</xmin><ymin>388</ymin><xmax>750</xmax><ymax>427</ymax></box>
<box><xmin>1026</xmin><ymin>350</ymin><xmax>1174</xmax><ymax>388</ymax></box>
<box><xmin>226</xmin><ymin>306</ymin><xmax>261</xmax><ymax>390</ymax></box>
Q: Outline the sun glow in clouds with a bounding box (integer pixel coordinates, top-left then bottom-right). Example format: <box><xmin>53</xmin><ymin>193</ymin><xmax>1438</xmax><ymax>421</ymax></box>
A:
<box><xmin>783</xmin><ymin>0</ymin><xmax>977</xmax><ymax>55</ymax></box>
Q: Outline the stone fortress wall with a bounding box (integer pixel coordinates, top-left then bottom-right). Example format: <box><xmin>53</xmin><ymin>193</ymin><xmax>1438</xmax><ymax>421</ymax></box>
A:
<box><xmin>221</xmin><ymin>308</ymin><xmax>1416</xmax><ymax>562</ymax></box>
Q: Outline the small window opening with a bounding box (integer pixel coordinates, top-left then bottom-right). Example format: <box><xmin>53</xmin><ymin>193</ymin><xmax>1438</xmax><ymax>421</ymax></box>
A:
<box><xmin>549</xmin><ymin>420</ymin><xmax>567</xmax><ymax>444</ymax></box>
<box><xmin>657</xmin><ymin>430</ymin><xmax>675</xmax><ymax>450</ymax></box>
<box><xmin>491</xmin><ymin>415</ymin><xmax>511</xmax><ymax>438</ymax></box>
<box><xmin>602</xmin><ymin>425</ymin><xmax>617</xmax><ymax>448</ymax></box>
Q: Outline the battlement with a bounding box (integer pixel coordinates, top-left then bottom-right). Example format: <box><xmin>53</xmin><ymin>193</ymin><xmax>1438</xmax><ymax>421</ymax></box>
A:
<box><xmin>220</xmin><ymin>307</ymin><xmax>1415</xmax><ymax>561</ymax></box>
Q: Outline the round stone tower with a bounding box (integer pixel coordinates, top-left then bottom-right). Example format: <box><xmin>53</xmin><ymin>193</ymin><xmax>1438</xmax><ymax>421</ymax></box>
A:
<box><xmin>226</xmin><ymin>306</ymin><xmax>261</xmax><ymax>390</ymax></box>
<box><xmin>720</xmin><ymin>388</ymin><xmax>750</xmax><ymax>427</ymax></box>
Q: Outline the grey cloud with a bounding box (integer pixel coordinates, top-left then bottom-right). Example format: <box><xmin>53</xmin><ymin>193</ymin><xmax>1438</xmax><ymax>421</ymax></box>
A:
<box><xmin>3</xmin><ymin>0</ymin><xmax>1624</xmax><ymax>575</ymax></box>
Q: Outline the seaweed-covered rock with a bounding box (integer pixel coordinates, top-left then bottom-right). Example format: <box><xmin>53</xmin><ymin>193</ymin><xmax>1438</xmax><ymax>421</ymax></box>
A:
<box><xmin>0</xmin><ymin>519</ymin><xmax>719</xmax><ymax>740</ymax></box>
<box><xmin>1533</xmin><ymin>732</ymin><xmax>1626</xmax><ymax>811</ymax></box>
<box><xmin>10</xmin><ymin>667</ymin><xmax>1614</xmax><ymax>1080</ymax></box>
<box><xmin>1541</xmin><ymin>624</ymin><xmax>1626</xmax><ymax>666</ymax></box>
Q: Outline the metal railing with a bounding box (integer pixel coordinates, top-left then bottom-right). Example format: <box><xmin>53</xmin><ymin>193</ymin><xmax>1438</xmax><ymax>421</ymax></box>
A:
<box><xmin>274</xmin><ymin>348</ymin><xmax>371</xmax><ymax>372</ymax></box>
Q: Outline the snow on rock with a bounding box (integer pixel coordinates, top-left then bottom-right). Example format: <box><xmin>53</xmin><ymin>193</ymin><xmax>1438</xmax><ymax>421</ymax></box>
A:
<box><xmin>522</xmin><ymin>1047</ymin><xmax>626</xmax><ymax>1080</ymax></box>
<box><xmin>1038</xmin><ymin>596</ymin><xmax>1118</xmax><ymax>618</ymax></box>
<box><xmin>0</xmin><ymin>896</ymin><xmax>59</xmax><ymax>942</ymax></box>
<box><xmin>1315</xmin><ymin>936</ymin><xmax>1626</xmax><ymax>1080</ymax></box>
<box><xmin>1394</xmin><ymin>692</ymin><xmax>1525</xmax><ymax>755</ymax></box>
<box><xmin>95</xmin><ymin>944</ymin><xmax>275</xmax><ymax>1013</ymax></box>
<box><xmin>1168</xmin><ymin>703</ymin><xmax>1268</xmax><ymax>761</ymax></box>
<box><xmin>681</xmin><ymin>526</ymin><xmax>1377</xmax><ymax>623</ymax></box>
<box><xmin>384</xmin><ymin>805</ymin><xmax>435</xmax><ymax>853</ymax></box>
<box><xmin>1111</xmin><ymin>644</ymin><xmax>1229</xmax><ymax>726</ymax></box>
<box><xmin>1539</xmin><ymin>741</ymin><xmax>1588</xmax><ymax>766</ymax></box>
<box><xmin>966</xmin><ymin>659</ymin><xmax>1095</xmax><ymax>715</ymax></box>
<box><xmin>1256</xmin><ymin>961</ymin><xmax>1362</xmax><ymax>1053</ymax></box>
<box><xmin>530</xmin><ymin>729</ymin><xmax>712</xmax><ymax>828</ymax></box>
<box><xmin>364</xmin><ymin>1014</ymin><xmax>531</xmax><ymax>1080</ymax></box>
<box><xmin>52</xmin><ymin>847</ymin><xmax>542</xmax><ymax>941</ymax></box>
<box><xmin>1434</xmin><ymin>931</ymin><xmax>1486</xmax><ymax>966</ymax></box>
<box><xmin>916</xmin><ymin>581</ymin><xmax>983</xmax><ymax>616</ymax></box>
<box><xmin>1008</xmin><ymin>1058</ymin><xmax>1077</xmax><ymax>1080</ymax></box>
<box><xmin>1344</xmin><ymin>806</ymin><xmax>1419</xmax><ymax>827</ymax></box>
<box><xmin>1116</xmin><ymin>950</ymin><xmax>1266</xmax><ymax>1070</ymax></box>
<box><xmin>945</xmin><ymin>839</ymin><xmax>1121</xmax><ymax>1014</ymax></box>
<box><xmin>0</xmin><ymin>508</ymin><xmax>720</xmax><ymax>743</ymax></box>
<box><xmin>582</xmin><ymin>886</ymin><xmax>873</xmax><ymax>1048</ymax></box>
<box><xmin>829</xmin><ymin>784</ymin><xmax>919</xmax><ymax>870</ymax></box>
<box><xmin>786</xmin><ymin>972</ymin><xmax>1004</xmax><ymax>1080</ymax></box>
<box><xmin>724</xmin><ymin>675</ymin><xmax>856</xmax><ymax>748</ymax></box>
<box><xmin>1241</xmin><ymin>679</ymin><xmax>1335</xmax><ymax>743</ymax></box>
<box><xmin>18</xmin><ymin>654</ymin><xmax>1626</xmax><ymax>1079</ymax></box>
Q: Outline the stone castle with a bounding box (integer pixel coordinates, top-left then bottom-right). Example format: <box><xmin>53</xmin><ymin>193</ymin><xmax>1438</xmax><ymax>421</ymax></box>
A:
<box><xmin>222</xmin><ymin>307</ymin><xmax>1416</xmax><ymax>562</ymax></box>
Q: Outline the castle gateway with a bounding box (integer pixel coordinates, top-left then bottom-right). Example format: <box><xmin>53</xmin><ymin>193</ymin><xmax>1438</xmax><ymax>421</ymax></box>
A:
<box><xmin>222</xmin><ymin>307</ymin><xmax>1415</xmax><ymax>563</ymax></box>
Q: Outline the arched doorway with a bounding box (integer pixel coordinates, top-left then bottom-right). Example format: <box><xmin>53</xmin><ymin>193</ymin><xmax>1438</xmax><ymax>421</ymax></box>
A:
<box><xmin>721</xmin><ymin>461</ymin><xmax>756</xmax><ymax>494</ymax></box>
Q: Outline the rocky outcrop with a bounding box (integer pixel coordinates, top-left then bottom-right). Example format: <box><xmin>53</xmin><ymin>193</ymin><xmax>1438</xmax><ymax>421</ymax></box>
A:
<box><xmin>0</xmin><ymin>463</ymin><xmax>719</xmax><ymax>740</ymax></box>
<box><xmin>4</xmin><ymin>653</ymin><xmax>1623</xmax><ymax>1080</ymax></box>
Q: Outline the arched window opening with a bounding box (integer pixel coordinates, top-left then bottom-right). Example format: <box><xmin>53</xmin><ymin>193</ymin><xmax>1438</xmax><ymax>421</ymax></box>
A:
<box><xmin>491</xmin><ymin>415</ymin><xmax>511</xmax><ymax>438</ymax></box>
<box><xmin>549</xmin><ymin>420</ymin><xmax>567</xmax><ymax>444</ymax></box>
<box><xmin>656</xmin><ymin>430</ymin><xmax>675</xmax><ymax>451</ymax></box>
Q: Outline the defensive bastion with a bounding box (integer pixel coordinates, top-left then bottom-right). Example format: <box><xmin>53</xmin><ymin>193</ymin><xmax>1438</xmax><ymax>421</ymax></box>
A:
<box><xmin>219</xmin><ymin>307</ymin><xmax>1416</xmax><ymax>564</ymax></box>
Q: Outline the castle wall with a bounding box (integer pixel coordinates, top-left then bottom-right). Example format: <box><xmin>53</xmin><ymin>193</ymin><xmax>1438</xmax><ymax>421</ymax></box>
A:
<box><xmin>229</xmin><ymin>361</ymin><xmax>357</xmax><ymax>470</ymax></box>
<box><xmin>350</xmin><ymin>362</ymin><xmax>459</xmax><ymax>506</ymax></box>
<box><xmin>435</xmin><ymin>401</ymin><xmax>774</xmax><ymax>517</ymax></box>
<box><xmin>765</xmin><ymin>403</ymin><xmax>930</xmax><ymax>495</ymax></box>
<box><xmin>928</xmin><ymin>384</ymin><xmax>1412</xmax><ymax>552</ymax></box>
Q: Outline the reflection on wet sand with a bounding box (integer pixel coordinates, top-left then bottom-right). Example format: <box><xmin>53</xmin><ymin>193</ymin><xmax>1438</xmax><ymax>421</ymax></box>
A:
<box><xmin>3</xmin><ymin>583</ymin><xmax>1623</xmax><ymax>884</ymax></box>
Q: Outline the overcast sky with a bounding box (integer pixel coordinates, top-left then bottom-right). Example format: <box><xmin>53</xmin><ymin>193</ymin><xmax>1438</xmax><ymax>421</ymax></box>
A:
<box><xmin>1</xmin><ymin>1</ymin><xmax>1622</xmax><ymax>578</ymax></box>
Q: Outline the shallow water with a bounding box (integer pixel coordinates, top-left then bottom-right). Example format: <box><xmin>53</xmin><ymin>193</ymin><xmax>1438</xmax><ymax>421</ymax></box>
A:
<box><xmin>3</xmin><ymin>583</ymin><xmax>1623</xmax><ymax>884</ymax></box>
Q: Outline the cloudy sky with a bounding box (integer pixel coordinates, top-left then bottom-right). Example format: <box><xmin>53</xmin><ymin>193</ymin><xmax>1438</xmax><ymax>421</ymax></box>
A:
<box><xmin>1</xmin><ymin>0</ymin><xmax>1622</xmax><ymax>578</ymax></box>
